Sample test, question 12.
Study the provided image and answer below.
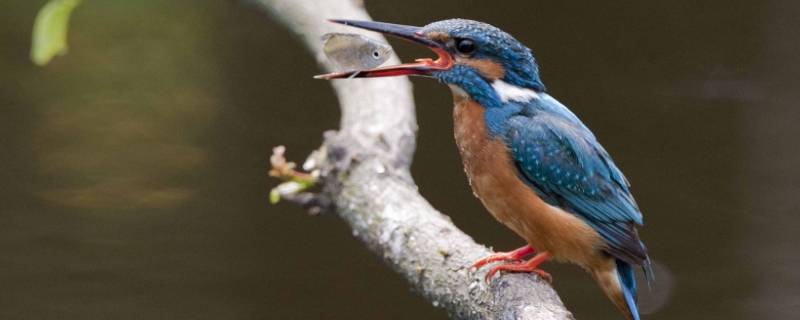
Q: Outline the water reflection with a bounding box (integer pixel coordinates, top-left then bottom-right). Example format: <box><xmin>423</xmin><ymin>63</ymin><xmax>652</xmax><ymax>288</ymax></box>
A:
<box><xmin>33</xmin><ymin>94</ymin><xmax>216</xmax><ymax>209</ymax></box>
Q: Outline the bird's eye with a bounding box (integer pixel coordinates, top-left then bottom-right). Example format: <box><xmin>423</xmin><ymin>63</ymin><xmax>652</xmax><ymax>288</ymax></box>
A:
<box><xmin>455</xmin><ymin>39</ymin><xmax>476</xmax><ymax>55</ymax></box>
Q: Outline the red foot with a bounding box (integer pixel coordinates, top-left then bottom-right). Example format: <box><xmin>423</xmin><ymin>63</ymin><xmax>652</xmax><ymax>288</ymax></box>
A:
<box><xmin>471</xmin><ymin>245</ymin><xmax>536</xmax><ymax>270</ymax></box>
<box><xmin>485</xmin><ymin>252</ymin><xmax>552</xmax><ymax>283</ymax></box>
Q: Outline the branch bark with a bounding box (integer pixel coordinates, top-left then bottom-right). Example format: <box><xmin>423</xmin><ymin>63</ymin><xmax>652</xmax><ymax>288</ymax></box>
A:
<box><xmin>256</xmin><ymin>1</ymin><xmax>574</xmax><ymax>319</ymax></box>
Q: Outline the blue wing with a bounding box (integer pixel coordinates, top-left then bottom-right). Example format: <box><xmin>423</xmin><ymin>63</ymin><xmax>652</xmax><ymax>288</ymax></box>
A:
<box><xmin>503</xmin><ymin>100</ymin><xmax>647</xmax><ymax>265</ymax></box>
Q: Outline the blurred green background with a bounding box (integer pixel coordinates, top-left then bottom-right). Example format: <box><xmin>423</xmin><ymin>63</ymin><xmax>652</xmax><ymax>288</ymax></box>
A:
<box><xmin>1</xmin><ymin>0</ymin><xmax>798</xmax><ymax>319</ymax></box>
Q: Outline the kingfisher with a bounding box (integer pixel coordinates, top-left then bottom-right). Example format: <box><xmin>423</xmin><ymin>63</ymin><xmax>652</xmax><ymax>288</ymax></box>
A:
<box><xmin>317</xmin><ymin>19</ymin><xmax>653</xmax><ymax>320</ymax></box>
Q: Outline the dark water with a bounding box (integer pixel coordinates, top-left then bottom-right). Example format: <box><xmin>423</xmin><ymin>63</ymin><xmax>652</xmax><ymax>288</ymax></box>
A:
<box><xmin>1</xmin><ymin>1</ymin><xmax>798</xmax><ymax>319</ymax></box>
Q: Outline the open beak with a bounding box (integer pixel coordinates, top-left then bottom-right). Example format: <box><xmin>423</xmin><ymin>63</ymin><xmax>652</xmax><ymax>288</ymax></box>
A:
<box><xmin>314</xmin><ymin>19</ymin><xmax>453</xmax><ymax>79</ymax></box>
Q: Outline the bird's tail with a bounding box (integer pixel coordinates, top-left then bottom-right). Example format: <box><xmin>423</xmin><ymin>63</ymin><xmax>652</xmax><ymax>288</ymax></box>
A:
<box><xmin>616</xmin><ymin>259</ymin><xmax>640</xmax><ymax>320</ymax></box>
<box><xmin>592</xmin><ymin>259</ymin><xmax>641</xmax><ymax>320</ymax></box>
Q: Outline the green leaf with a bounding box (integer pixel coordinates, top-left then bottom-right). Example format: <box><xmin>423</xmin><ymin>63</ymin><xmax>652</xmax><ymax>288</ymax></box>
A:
<box><xmin>269</xmin><ymin>189</ymin><xmax>281</xmax><ymax>204</ymax></box>
<box><xmin>269</xmin><ymin>180</ymin><xmax>314</xmax><ymax>205</ymax></box>
<box><xmin>30</xmin><ymin>0</ymin><xmax>82</xmax><ymax>66</ymax></box>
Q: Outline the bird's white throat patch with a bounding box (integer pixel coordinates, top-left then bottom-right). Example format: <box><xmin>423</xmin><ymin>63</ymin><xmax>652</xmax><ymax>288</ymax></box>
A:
<box><xmin>491</xmin><ymin>80</ymin><xmax>540</xmax><ymax>103</ymax></box>
<box><xmin>448</xmin><ymin>85</ymin><xmax>469</xmax><ymax>98</ymax></box>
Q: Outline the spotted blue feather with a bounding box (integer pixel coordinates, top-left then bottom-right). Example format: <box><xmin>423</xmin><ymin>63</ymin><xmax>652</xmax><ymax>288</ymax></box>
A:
<box><xmin>494</xmin><ymin>95</ymin><xmax>647</xmax><ymax>265</ymax></box>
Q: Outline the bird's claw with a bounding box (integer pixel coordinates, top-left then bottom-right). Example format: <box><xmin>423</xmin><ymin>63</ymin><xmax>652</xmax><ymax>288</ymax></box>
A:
<box><xmin>480</xmin><ymin>251</ymin><xmax>552</xmax><ymax>284</ymax></box>
<box><xmin>471</xmin><ymin>253</ymin><xmax>523</xmax><ymax>270</ymax></box>
<box><xmin>470</xmin><ymin>245</ymin><xmax>536</xmax><ymax>270</ymax></box>
<box><xmin>484</xmin><ymin>263</ymin><xmax>553</xmax><ymax>284</ymax></box>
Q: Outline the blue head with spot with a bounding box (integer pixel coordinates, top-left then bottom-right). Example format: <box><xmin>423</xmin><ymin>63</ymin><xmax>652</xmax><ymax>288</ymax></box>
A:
<box><xmin>317</xmin><ymin>19</ymin><xmax>546</xmax><ymax>106</ymax></box>
<box><xmin>421</xmin><ymin>19</ymin><xmax>545</xmax><ymax>93</ymax></box>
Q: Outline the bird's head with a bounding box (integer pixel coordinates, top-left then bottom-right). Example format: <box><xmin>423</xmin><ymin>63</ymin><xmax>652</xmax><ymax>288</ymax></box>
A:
<box><xmin>317</xmin><ymin>19</ymin><xmax>546</xmax><ymax>106</ymax></box>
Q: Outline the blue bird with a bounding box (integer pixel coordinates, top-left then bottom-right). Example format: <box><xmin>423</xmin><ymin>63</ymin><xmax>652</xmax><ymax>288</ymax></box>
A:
<box><xmin>317</xmin><ymin>19</ymin><xmax>653</xmax><ymax>320</ymax></box>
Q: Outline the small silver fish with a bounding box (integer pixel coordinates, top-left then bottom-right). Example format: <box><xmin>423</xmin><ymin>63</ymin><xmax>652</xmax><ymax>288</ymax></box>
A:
<box><xmin>322</xmin><ymin>33</ymin><xmax>392</xmax><ymax>71</ymax></box>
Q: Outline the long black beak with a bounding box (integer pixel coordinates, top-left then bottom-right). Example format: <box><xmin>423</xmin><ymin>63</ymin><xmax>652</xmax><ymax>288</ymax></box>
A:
<box><xmin>329</xmin><ymin>19</ymin><xmax>438</xmax><ymax>47</ymax></box>
<box><xmin>314</xmin><ymin>19</ymin><xmax>452</xmax><ymax>79</ymax></box>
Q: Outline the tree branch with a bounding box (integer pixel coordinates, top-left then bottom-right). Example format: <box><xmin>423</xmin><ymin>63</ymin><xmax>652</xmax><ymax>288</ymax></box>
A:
<box><xmin>255</xmin><ymin>0</ymin><xmax>574</xmax><ymax>318</ymax></box>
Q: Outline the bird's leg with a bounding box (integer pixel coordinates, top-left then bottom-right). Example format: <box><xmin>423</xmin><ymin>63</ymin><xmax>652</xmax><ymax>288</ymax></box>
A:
<box><xmin>484</xmin><ymin>251</ymin><xmax>552</xmax><ymax>283</ymax></box>
<box><xmin>471</xmin><ymin>245</ymin><xmax>536</xmax><ymax>270</ymax></box>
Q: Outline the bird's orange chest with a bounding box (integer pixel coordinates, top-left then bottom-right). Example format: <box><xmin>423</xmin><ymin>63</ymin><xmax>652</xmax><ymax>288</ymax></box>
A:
<box><xmin>451</xmin><ymin>94</ymin><xmax>540</xmax><ymax>234</ymax></box>
<box><xmin>451</xmin><ymin>92</ymin><xmax>603</xmax><ymax>264</ymax></box>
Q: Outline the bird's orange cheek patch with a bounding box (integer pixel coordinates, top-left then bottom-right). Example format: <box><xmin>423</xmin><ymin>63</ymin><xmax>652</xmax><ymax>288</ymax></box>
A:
<box><xmin>459</xmin><ymin>58</ymin><xmax>506</xmax><ymax>80</ymax></box>
<box><xmin>427</xmin><ymin>31</ymin><xmax>450</xmax><ymax>42</ymax></box>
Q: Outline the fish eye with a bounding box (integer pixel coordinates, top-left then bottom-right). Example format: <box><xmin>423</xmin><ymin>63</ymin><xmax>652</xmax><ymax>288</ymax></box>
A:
<box><xmin>372</xmin><ymin>51</ymin><xmax>380</xmax><ymax>59</ymax></box>
<box><xmin>455</xmin><ymin>38</ymin><xmax>476</xmax><ymax>55</ymax></box>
